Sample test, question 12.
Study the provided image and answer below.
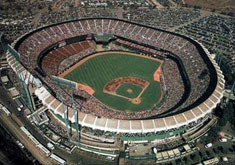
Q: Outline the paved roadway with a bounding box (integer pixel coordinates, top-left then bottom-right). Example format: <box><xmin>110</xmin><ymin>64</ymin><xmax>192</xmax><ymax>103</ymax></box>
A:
<box><xmin>0</xmin><ymin>112</ymin><xmax>53</xmax><ymax>165</ymax></box>
<box><xmin>0</xmin><ymin>84</ymin><xmax>57</xmax><ymax>164</ymax></box>
<box><xmin>0</xmin><ymin>80</ymin><xmax>49</xmax><ymax>141</ymax></box>
<box><xmin>0</xmin><ymin>85</ymin><xmax>54</xmax><ymax>164</ymax></box>
<box><xmin>224</xmin><ymin>91</ymin><xmax>235</xmax><ymax>101</ymax></box>
<box><xmin>0</xmin><ymin>85</ymin><xmax>118</xmax><ymax>165</ymax></box>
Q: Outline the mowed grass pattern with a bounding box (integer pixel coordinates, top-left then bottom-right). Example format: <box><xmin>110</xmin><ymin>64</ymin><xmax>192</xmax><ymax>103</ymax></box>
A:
<box><xmin>64</xmin><ymin>53</ymin><xmax>161</xmax><ymax>111</ymax></box>
<box><xmin>116</xmin><ymin>83</ymin><xmax>142</xmax><ymax>99</ymax></box>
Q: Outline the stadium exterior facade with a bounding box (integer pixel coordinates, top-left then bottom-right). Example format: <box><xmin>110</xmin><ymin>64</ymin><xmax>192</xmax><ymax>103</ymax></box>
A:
<box><xmin>6</xmin><ymin>18</ymin><xmax>225</xmax><ymax>157</ymax></box>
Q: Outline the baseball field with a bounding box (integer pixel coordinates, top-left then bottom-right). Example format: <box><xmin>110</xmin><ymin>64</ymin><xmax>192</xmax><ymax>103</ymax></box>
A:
<box><xmin>62</xmin><ymin>51</ymin><xmax>162</xmax><ymax>112</ymax></box>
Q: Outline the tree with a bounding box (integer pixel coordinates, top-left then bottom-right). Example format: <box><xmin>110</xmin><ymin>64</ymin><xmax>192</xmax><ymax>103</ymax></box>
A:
<box><xmin>217</xmin><ymin>146</ymin><xmax>224</xmax><ymax>153</ymax></box>
<box><xmin>187</xmin><ymin>158</ymin><xmax>193</xmax><ymax>165</ymax></box>
<box><xmin>199</xmin><ymin>151</ymin><xmax>207</xmax><ymax>160</ymax></box>
<box><xmin>180</xmin><ymin>159</ymin><xmax>186</xmax><ymax>165</ymax></box>
<box><xmin>175</xmin><ymin>159</ymin><xmax>181</xmax><ymax>165</ymax></box>
<box><xmin>219</xmin><ymin>102</ymin><xmax>233</xmax><ymax>127</ymax></box>
<box><xmin>183</xmin><ymin>157</ymin><xmax>188</xmax><ymax>164</ymax></box>
<box><xmin>213</xmin><ymin>148</ymin><xmax>218</xmax><ymax>154</ymax></box>
<box><xmin>191</xmin><ymin>153</ymin><xmax>200</xmax><ymax>163</ymax></box>
<box><xmin>229</xmin><ymin>147</ymin><xmax>234</xmax><ymax>153</ymax></box>
<box><xmin>218</xmin><ymin>117</ymin><xmax>227</xmax><ymax>127</ymax></box>
<box><xmin>190</xmin><ymin>154</ymin><xmax>195</xmax><ymax>160</ymax></box>
<box><xmin>207</xmin><ymin>126</ymin><xmax>221</xmax><ymax>142</ymax></box>
<box><xmin>194</xmin><ymin>154</ymin><xmax>201</xmax><ymax>163</ymax></box>
<box><xmin>206</xmin><ymin>151</ymin><xmax>213</xmax><ymax>158</ymax></box>
<box><xmin>223</xmin><ymin>147</ymin><xmax>229</xmax><ymax>154</ymax></box>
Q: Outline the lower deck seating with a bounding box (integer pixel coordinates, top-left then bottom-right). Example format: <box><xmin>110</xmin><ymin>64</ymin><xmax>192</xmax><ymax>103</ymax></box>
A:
<box><xmin>41</xmin><ymin>40</ymin><xmax>93</xmax><ymax>75</ymax></box>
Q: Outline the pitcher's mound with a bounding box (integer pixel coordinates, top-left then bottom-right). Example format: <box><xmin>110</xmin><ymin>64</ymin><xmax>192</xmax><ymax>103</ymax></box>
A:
<box><xmin>126</xmin><ymin>88</ymin><xmax>133</xmax><ymax>93</ymax></box>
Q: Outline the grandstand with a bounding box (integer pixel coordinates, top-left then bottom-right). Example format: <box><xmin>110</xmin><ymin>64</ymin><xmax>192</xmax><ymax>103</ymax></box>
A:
<box><xmin>40</xmin><ymin>40</ymin><xmax>94</xmax><ymax>75</ymax></box>
<box><xmin>6</xmin><ymin>18</ymin><xmax>225</xmax><ymax>160</ymax></box>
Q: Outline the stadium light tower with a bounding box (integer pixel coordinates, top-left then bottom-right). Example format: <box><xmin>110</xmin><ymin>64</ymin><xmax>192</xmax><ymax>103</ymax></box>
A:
<box><xmin>225</xmin><ymin>74</ymin><xmax>235</xmax><ymax>104</ymax></box>
<box><xmin>60</xmin><ymin>95</ymin><xmax>71</xmax><ymax>142</ymax></box>
<box><xmin>0</xmin><ymin>33</ymin><xmax>7</xmax><ymax>53</ymax></box>
<box><xmin>71</xmin><ymin>93</ymin><xmax>80</xmax><ymax>144</ymax></box>
<box><xmin>215</xmin><ymin>53</ymin><xmax>223</xmax><ymax>67</ymax></box>
<box><xmin>1</xmin><ymin>33</ymin><xmax>35</xmax><ymax>111</ymax></box>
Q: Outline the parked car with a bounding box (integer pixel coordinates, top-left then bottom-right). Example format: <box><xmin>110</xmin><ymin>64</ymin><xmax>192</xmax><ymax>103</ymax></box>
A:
<box><xmin>219</xmin><ymin>138</ymin><xmax>227</xmax><ymax>142</ymax></box>
<box><xmin>205</xmin><ymin>143</ymin><xmax>212</xmax><ymax>148</ymax></box>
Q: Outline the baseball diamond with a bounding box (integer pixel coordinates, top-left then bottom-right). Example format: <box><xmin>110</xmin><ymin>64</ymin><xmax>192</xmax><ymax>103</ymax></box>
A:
<box><xmin>62</xmin><ymin>52</ymin><xmax>162</xmax><ymax>112</ymax></box>
<box><xmin>112</xmin><ymin>81</ymin><xmax>145</xmax><ymax>99</ymax></box>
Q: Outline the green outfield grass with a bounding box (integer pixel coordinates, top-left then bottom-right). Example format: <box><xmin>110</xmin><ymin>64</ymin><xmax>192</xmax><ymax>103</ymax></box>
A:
<box><xmin>64</xmin><ymin>53</ymin><xmax>161</xmax><ymax>112</ymax></box>
<box><xmin>116</xmin><ymin>83</ymin><xmax>142</xmax><ymax>99</ymax></box>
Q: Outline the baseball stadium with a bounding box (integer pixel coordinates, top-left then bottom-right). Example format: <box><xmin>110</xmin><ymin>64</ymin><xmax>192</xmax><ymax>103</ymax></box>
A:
<box><xmin>6</xmin><ymin>18</ymin><xmax>225</xmax><ymax>161</ymax></box>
